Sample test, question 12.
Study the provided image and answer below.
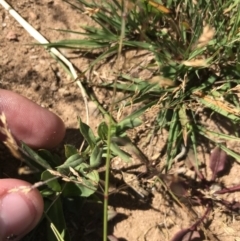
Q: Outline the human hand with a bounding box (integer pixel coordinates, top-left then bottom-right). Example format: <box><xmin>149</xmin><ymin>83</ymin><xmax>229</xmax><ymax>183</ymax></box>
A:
<box><xmin>0</xmin><ymin>89</ymin><xmax>65</xmax><ymax>240</ymax></box>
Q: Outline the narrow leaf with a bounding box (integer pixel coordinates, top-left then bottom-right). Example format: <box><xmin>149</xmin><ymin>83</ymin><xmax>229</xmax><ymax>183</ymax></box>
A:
<box><xmin>98</xmin><ymin>121</ymin><xmax>108</xmax><ymax>140</ymax></box>
<box><xmin>50</xmin><ymin>223</ymin><xmax>65</xmax><ymax>241</ymax></box>
<box><xmin>64</xmin><ymin>144</ymin><xmax>78</xmax><ymax>158</ymax></box>
<box><xmin>45</xmin><ymin>198</ymin><xmax>70</xmax><ymax>241</ymax></box>
<box><xmin>77</xmin><ymin>179</ymin><xmax>97</xmax><ymax>197</ymax></box>
<box><xmin>57</xmin><ymin>153</ymin><xmax>85</xmax><ymax>170</ymax></box>
<box><xmin>196</xmin><ymin>125</ymin><xmax>240</xmax><ymax>142</ymax></box>
<box><xmin>210</xmin><ymin>146</ymin><xmax>227</xmax><ymax>181</ymax></box>
<box><xmin>110</xmin><ymin>142</ymin><xmax>131</xmax><ymax>163</ymax></box>
<box><xmin>78</xmin><ymin>118</ymin><xmax>96</xmax><ymax>149</ymax></box>
<box><xmin>21</xmin><ymin>142</ymin><xmax>52</xmax><ymax>170</ymax></box>
<box><xmin>116</xmin><ymin>117</ymin><xmax>142</xmax><ymax>133</ymax></box>
<box><xmin>218</xmin><ymin>144</ymin><xmax>240</xmax><ymax>163</ymax></box>
<box><xmin>90</xmin><ymin>145</ymin><xmax>103</xmax><ymax>168</ymax></box>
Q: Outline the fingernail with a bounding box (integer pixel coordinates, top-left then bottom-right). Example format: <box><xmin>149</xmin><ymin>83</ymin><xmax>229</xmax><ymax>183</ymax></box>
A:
<box><xmin>0</xmin><ymin>192</ymin><xmax>37</xmax><ymax>240</ymax></box>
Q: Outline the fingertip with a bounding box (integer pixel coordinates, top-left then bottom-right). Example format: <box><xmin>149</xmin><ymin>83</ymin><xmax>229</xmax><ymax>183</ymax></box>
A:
<box><xmin>0</xmin><ymin>179</ymin><xmax>44</xmax><ymax>240</ymax></box>
<box><xmin>0</xmin><ymin>89</ymin><xmax>65</xmax><ymax>148</ymax></box>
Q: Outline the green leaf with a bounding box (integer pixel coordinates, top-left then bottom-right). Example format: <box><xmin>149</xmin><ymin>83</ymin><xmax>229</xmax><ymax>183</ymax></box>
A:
<box><xmin>98</xmin><ymin>121</ymin><xmax>108</xmax><ymax>140</ymax></box>
<box><xmin>45</xmin><ymin>197</ymin><xmax>70</xmax><ymax>241</ymax></box>
<box><xmin>89</xmin><ymin>45</ymin><xmax>118</xmax><ymax>69</ymax></box>
<box><xmin>196</xmin><ymin>96</ymin><xmax>240</xmax><ymax>122</ymax></box>
<box><xmin>50</xmin><ymin>223</ymin><xmax>65</xmax><ymax>241</ymax></box>
<box><xmin>116</xmin><ymin>117</ymin><xmax>142</xmax><ymax>133</ymax></box>
<box><xmin>218</xmin><ymin>144</ymin><xmax>240</xmax><ymax>164</ymax></box>
<box><xmin>117</xmin><ymin>100</ymin><xmax>157</xmax><ymax>124</ymax></box>
<box><xmin>78</xmin><ymin>118</ymin><xmax>96</xmax><ymax>149</ymax></box>
<box><xmin>44</xmin><ymin>39</ymin><xmax>110</xmax><ymax>49</ymax></box>
<box><xmin>197</xmin><ymin>125</ymin><xmax>240</xmax><ymax>142</ymax></box>
<box><xmin>64</xmin><ymin>144</ymin><xmax>78</xmax><ymax>158</ymax></box>
<box><xmin>62</xmin><ymin>182</ymin><xmax>82</xmax><ymax>197</ymax></box>
<box><xmin>90</xmin><ymin>145</ymin><xmax>103</xmax><ymax>168</ymax></box>
<box><xmin>41</xmin><ymin>170</ymin><xmax>61</xmax><ymax>192</ymax></box>
<box><xmin>78</xmin><ymin>179</ymin><xmax>98</xmax><ymax>197</ymax></box>
<box><xmin>65</xmin><ymin>163</ymin><xmax>99</xmax><ymax>197</ymax></box>
<box><xmin>57</xmin><ymin>153</ymin><xmax>85</xmax><ymax>170</ymax></box>
<box><xmin>21</xmin><ymin>142</ymin><xmax>52</xmax><ymax>170</ymax></box>
<box><xmin>41</xmin><ymin>188</ymin><xmax>54</xmax><ymax>197</ymax></box>
<box><xmin>86</xmin><ymin>169</ymin><xmax>100</xmax><ymax>183</ymax></box>
<box><xmin>75</xmin><ymin>163</ymin><xmax>99</xmax><ymax>184</ymax></box>
<box><xmin>76</xmin><ymin>162</ymin><xmax>90</xmax><ymax>174</ymax></box>
<box><xmin>62</xmin><ymin>180</ymin><xmax>97</xmax><ymax>197</ymax></box>
<box><xmin>110</xmin><ymin>142</ymin><xmax>131</xmax><ymax>163</ymax></box>
<box><xmin>38</xmin><ymin>149</ymin><xmax>61</xmax><ymax>167</ymax></box>
<box><xmin>166</xmin><ymin>111</ymin><xmax>181</xmax><ymax>169</ymax></box>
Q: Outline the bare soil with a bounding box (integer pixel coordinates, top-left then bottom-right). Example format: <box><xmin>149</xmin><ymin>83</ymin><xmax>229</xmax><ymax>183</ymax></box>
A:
<box><xmin>1</xmin><ymin>1</ymin><xmax>240</xmax><ymax>241</ymax></box>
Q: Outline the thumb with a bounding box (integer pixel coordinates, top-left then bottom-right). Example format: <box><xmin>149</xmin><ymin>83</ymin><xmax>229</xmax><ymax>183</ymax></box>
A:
<box><xmin>0</xmin><ymin>179</ymin><xmax>43</xmax><ymax>241</ymax></box>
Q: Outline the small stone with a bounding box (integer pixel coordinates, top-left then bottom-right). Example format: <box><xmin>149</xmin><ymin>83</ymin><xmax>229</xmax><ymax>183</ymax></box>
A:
<box><xmin>50</xmin><ymin>82</ymin><xmax>58</xmax><ymax>92</ymax></box>
<box><xmin>51</xmin><ymin>65</ymin><xmax>58</xmax><ymax>72</ymax></box>
<box><xmin>29</xmin><ymin>12</ymin><xmax>38</xmax><ymax>21</ymax></box>
<box><xmin>6</xmin><ymin>31</ymin><xmax>18</xmax><ymax>41</ymax></box>
<box><xmin>31</xmin><ymin>82</ymin><xmax>40</xmax><ymax>91</ymax></box>
<box><xmin>58</xmin><ymin>87</ymin><xmax>70</xmax><ymax>97</ymax></box>
<box><xmin>35</xmin><ymin>24</ymin><xmax>41</xmax><ymax>31</ymax></box>
<box><xmin>23</xmin><ymin>48</ymin><xmax>28</xmax><ymax>54</ymax></box>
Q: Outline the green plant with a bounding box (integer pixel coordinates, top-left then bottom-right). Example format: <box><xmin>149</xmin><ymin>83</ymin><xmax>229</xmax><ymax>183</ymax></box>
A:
<box><xmin>47</xmin><ymin>0</ymin><xmax>240</xmax><ymax>163</ymax></box>
<box><xmin>45</xmin><ymin>0</ymin><xmax>240</xmax><ymax>240</ymax></box>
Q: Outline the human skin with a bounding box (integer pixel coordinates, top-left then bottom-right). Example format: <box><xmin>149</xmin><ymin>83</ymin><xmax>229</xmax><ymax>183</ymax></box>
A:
<box><xmin>0</xmin><ymin>89</ymin><xmax>65</xmax><ymax>240</ymax></box>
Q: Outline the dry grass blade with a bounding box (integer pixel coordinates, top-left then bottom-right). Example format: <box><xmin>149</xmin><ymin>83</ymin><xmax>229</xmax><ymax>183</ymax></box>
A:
<box><xmin>193</xmin><ymin>90</ymin><xmax>240</xmax><ymax>118</ymax></box>
<box><xmin>0</xmin><ymin>113</ymin><xmax>22</xmax><ymax>160</ymax></box>
<box><xmin>147</xmin><ymin>0</ymin><xmax>172</xmax><ymax>14</ymax></box>
<box><xmin>182</xmin><ymin>58</ymin><xmax>208</xmax><ymax>67</ymax></box>
<box><xmin>193</xmin><ymin>24</ymin><xmax>215</xmax><ymax>49</ymax></box>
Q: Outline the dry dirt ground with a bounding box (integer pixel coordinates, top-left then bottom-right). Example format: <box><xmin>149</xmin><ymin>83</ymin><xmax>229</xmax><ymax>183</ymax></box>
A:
<box><xmin>1</xmin><ymin>1</ymin><xmax>240</xmax><ymax>241</ymax></box>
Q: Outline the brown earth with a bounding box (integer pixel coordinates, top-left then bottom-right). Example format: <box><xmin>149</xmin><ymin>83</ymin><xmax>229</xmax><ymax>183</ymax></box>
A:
<box><xmin>1</xmin><ymin>1</ymin><xmax>240</xmax><ymax>241</ymax></box>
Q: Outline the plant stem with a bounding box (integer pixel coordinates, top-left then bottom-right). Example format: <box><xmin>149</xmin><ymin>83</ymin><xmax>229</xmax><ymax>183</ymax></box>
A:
<box><xmin>103</xmin><ymin>113</ymin><xmax>113</xmax><ymax>241</ymax></box>
<box><xmin>103</xmin><ymin>2</ymin><xmax>127</xmax><ymax>238</ymax></box>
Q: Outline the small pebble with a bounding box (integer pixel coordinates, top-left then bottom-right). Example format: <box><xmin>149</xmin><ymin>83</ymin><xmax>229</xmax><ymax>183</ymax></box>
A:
<box><xmin>35</xmin><ymin>24</ymin><xmax>41</xmax><ymax>31</ymax></box>
<box><xmin>31</xmin><ymin>82</ymin><xmax>40</xmax><ymax>91</ymax></box>
<box><xmin>29</xmin><ymin>12</ymin><xmax>38</xmax><ymax>21</ymax></box>
<box><xmin>50</xmin><ymin>82</ymin><xmax>58</xmax><ymax>92</ymax></box>
<box><xmin>6</xmin><ymin>31</ymin><xmax>18</xmax><ymax>41</ymax></box>
<box><xmin>58</xmin><ymin>87</ymin><xmax>70</xmax><ymax>97</ymax></box>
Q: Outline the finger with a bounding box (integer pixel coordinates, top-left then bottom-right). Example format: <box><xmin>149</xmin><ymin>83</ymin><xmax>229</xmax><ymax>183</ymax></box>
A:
<box><xmin>0</xmin><ymin>89</ymin><xmax>65</xmax><ymax>148</ymax></box>
<box><xmin>0</xmin><ymin>179</ymin><xmax>44</xmax><ymax>241</ymax></box>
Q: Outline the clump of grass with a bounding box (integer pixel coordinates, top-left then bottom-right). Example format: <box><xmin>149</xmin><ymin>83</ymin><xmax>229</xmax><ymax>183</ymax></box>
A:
<box><xmin>45</xmin><ymin>0</ymin><xmax>240</xmax><ymax>240</ymax></box>
<box><xmin>49</xmin><ymin>0</ymin><xmax>240</xmax><ymax>163</ymax></box>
